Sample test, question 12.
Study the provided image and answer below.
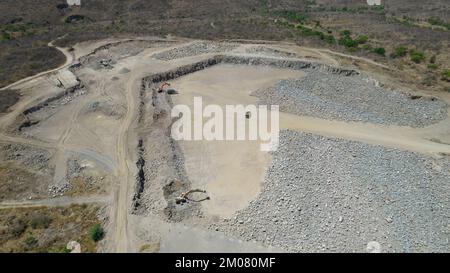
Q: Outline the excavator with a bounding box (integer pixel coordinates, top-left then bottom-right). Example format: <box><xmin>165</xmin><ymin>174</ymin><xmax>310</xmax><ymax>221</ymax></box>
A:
<box><xmin>153</xmin><ymin>82</ymin><xmax>178</xmax><ymax>94</ymax></box>
<box><xmin>176</xmin><ymin>189</ymin><xmax>210</xmax><ymax>204</ymax></box>
<box><xmin>156</xmin><ymin>82</ymin><xmax>170</xmax><ymax>93</ymax></box>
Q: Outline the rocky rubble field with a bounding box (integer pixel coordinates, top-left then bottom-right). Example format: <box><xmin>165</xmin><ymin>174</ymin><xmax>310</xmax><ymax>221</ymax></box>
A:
<box><xmin>253</xmin><ymin>71</ymin><xmax>448</xmax><ymax>127</ymax></box>
<box><xmin>215</xmin><ymin>130</ymin><xmax>450</xmax><ymax>252</ymax></box>
<box><xmin>152</xmin><ymin>42</ymin><xmax>238</xmax><ymax>61</ymax></box>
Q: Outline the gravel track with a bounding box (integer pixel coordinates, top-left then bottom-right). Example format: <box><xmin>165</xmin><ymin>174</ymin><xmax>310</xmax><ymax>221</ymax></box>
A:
<box><xmin>215</xmin><ymin>130</ymin><xmax>450</xmax><ymax>253</ymax></box>
<box><xmin>253</xmin><ymin>71</ymin><xmax>448</xmax><ymax>127</ymax></box>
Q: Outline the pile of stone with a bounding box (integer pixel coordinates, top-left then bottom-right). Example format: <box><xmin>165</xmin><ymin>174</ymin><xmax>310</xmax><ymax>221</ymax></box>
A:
<box><xmin>152</xmin><ymin>42</ymin><xmax>238</xmax><ymax>61</ymax></box>
<box><xmin>253</xmin><ymin>70</ymin><xmax>448</xmax><ymax>127</ymax></box>
<box><xmin>215</xmin><ymin>130</ymin><xmax>450</xmax><ymax>252</ymax></box>
<box><xmin>48</xmin><ymin>184</ymin><xmax>71</xmax><ymax>197</ymax></box>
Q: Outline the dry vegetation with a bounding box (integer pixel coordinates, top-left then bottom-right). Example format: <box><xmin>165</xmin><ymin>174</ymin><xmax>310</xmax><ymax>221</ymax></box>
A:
<box><xmin>0</xmin><ymin>89</ymin><xmax>20</xmax><ymax>113</ymax></box>
<box><xmin>0</xmin><ymin>1</ymin><xmax>448</xmax><ymax>90</ymax></box>
<box><xmin>0</xmin><ymin>163</ymin><xmax>50</xmax><ymax>201</ymax></box>
<box><xmin>65</xmin><ymin>177</ymin><xmax>109</xmax><ymax>197</ymax></box>
<box><xmin>0</xmin><ymin>204</ymin><xmax>102</xmax><ymax>253</ymax></box>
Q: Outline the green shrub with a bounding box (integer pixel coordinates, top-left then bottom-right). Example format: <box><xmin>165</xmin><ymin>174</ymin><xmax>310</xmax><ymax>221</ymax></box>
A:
<box><xmin>442</xmin><ymin>70</ymin><xmax>450</xmax><ymax>82</ymax></box>
<box><xmin>355</xmin><ymin>35</ymin><xmax>368</xmax><ymax>44</ymax></box>
<box><xmin>24</xmin><ymin>236</ymin><xmax>38</xmax><ymax>246</ymax></box>
<box><xmin>362</xmin><ymin>44</ymin><xmax>372</xmax><ymax>50</ymax></box>
<box><xmin>324</xmin><ymin>34</ymin><xmax>336</xmax><ymax>44</ymax></box>
<box><xmin>89</xmin><ymin>224</ymin><xmax>104</xmax><ymax>242</ymax></box>
<box><xmin>427</xmin><ymin>63</ymin><xmax>438</xmax><ymax>70</ymax></box>
<box><xmin>340</xmin><ymin>30</ymin><xmax>351</xmax><ymax>37</ymax></box>
<box><xmin>62</xmin><ymin>246</ymin><xmax>72</xmax><ymax>253</ymax></box>
<box><xmin>392</xmin><ymin>46</ymin><xmax>408</xmax><ymax>58</ymax></box>
<box><xmin>298</xmin><ymin>25</ymin><xmax>315</xmax><ymax>36</ymax></box>
<box><xmin>274</xmin><ymin>10</ymin><xmax>307</xmax><ymax>23</ymax></box>
<box><xmin>410</xmin><ymin>49</ymin><xmax>425</xmax><ymax>63</ymax></box>
<box><xmin>427</xmin><ymin>16</ymin><xmax>450</xmax><ymax>30</ymax></box>
<box><xmin>1</xmin><ymin>31</ymin><xmax>12</xmax><ymax>41</ymax></box>
<box><xmin>373</xmin><ymin>47</ymin><xmax>386</xmax><ymax>56</ymax></box>
<box><xmin>338</xmin><ymin>36</ymin><xmax>358</xmax><ymax>48</ymax></box>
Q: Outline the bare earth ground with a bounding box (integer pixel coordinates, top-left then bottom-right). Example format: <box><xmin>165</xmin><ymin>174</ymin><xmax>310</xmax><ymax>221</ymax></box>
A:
<box><xmin>0</xmin><ymin>37</ymin><xmax>449</xmax><ymax>252</ymax></box>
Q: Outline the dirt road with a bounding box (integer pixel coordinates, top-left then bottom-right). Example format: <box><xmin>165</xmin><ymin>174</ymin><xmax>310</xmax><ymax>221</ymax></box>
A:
<box><xmin>112</xmin><ymin>73</ymin><xmax>138</xmax><ymax>253</ymax></box>
<box><xmin>0</xmin><ymin>195</ymin><xmax>111</xmax><ymax>209</ymax></box>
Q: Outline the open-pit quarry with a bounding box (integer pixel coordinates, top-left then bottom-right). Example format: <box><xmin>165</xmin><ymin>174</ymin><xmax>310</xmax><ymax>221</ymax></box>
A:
<box><xmin>0</xmin><ymin>37</ymin><xmax>449</xmax><ymax>253</ymax></box>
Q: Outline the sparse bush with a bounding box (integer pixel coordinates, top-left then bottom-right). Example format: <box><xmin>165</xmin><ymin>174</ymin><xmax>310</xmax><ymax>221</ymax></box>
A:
<box><xmin>430</xmin><ymin>55</ymin><xmax>436</xmax><ymax>64</ymax></box>
<box><xmin>8</xmin><ymin>219</ymin><xmax>27</xmax><ymax>237</ymax></box>
<box><xmin>410</xmin><ymin>49</ymin><xmax>425</xmax><ymax>63</ymax></box>
<box><xmin>30</xmin><ymin>215</ymin><xmax>52</xmax><ymax>229</ymax></box>
<box><xmin>427</xmin><ymin>63</ymin><xmax>438</xmax><ymax>70</ymax></box>
<box><xmin>274</xmin><ymin>10</ymin><xmax>306</xmax><ymax>23</ymax></box>
<box><xmin>298</xmin><ymin>25</ymin><xmax>314</xmax><ymax>36</ymax></box>
<box><xmin>422</xmin><ymin>73</ymin><xmax>436</xmax><ymax>86</ymax></box>
<box><xmin>427</xmin><ymin>16</ymin><xmax>450</xmax><ymax>30</ymax></box>
<box><xmin>89</xmin><ymin>224</ymin><xmax>104</xmax><ymax>242</ymax></box>
<box><xmin>362</xmin><ymin>44</ymin><xmax>372</xmax><ymax>51</ymax></box>
<box><xmin>1</xmin><ymin>31</ymin><xmax>12</xmax><ymax>41</ymax></box>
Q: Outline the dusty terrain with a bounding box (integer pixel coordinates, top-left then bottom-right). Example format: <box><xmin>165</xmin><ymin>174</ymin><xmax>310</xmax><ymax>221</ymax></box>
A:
<box><xmin>1</xmin><ymin>0</ymin><xmax>449</xmax><ymax>94</ymax></box>
<box><xmin>0</xmin><ymin>36</ymin><xmax>449</xmax><ymax>253</ymax></box>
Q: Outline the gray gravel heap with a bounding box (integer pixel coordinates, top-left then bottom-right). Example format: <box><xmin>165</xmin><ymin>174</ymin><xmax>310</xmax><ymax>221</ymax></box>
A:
<box><xmin>216</xmin><ymin>130</ymin><xmax>450</xmax><ymax>252</ymax></box>
<box><xmin>152</xmin><ymin>42</ymin><xmax>237</xmax><ymax>61</ymax></box>
<box><xmin>253</xmin><ymin>71</ymin><xmax>448</xmax><ymax>127</ymax></box>
<box><xmin>244</xmin><ymin>46</ymin><xmax>297</xmax><ymax>58</ymax></box>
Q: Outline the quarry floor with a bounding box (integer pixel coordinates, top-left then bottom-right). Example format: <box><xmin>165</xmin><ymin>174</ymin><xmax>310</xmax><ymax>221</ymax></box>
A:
<box><xmin>0</xmin><ymin>37</ymin><xmax>449</xmax><ymax>253</ymax></box>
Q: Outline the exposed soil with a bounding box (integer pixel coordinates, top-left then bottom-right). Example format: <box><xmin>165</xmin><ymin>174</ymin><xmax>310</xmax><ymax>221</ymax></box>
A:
<box><xmin>1</xmin><ymin>37</ymin><xmax>449</xmax><ymax>253</ymax></box>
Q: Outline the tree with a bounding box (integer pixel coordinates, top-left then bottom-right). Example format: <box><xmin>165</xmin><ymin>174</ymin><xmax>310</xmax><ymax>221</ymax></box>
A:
<box><xmin>90</xmin><ymin>224</ymin><xmax>105</xmax><ymax>242</ymax></box>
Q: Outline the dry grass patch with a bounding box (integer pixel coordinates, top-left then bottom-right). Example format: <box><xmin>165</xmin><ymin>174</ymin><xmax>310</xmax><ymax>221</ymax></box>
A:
<box><xmin>0</xmin><ymin>204</ymin><xmax>102</xmax><ymax>253</ymax></box>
